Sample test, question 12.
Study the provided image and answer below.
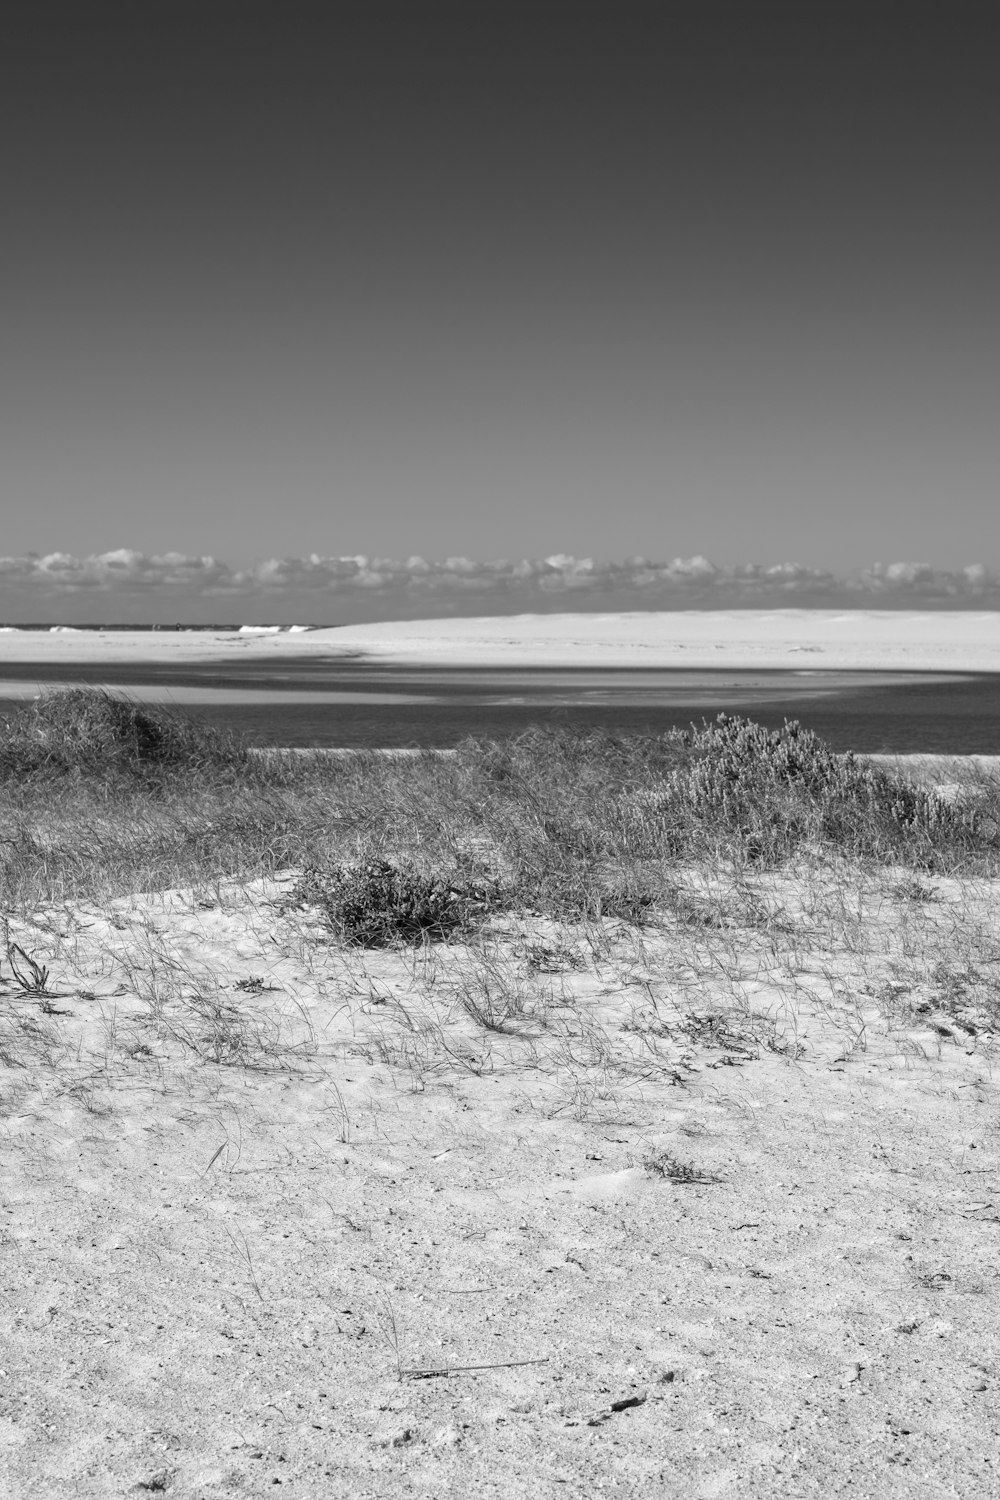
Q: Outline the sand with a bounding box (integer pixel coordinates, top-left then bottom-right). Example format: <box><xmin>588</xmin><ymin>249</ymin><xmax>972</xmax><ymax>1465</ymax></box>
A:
<box><xmin>319</xmin><ymin>610</ymin><xmax>1000</xmax><ymax>671</ymax></box>
<box><xmin>2</xmin><ymin>864</ymin><xmax>1000</xmax><ymax>1496</ymax></box>
<box><xmin>0</xmin><ymin>610</ymin><xmax>998</xmax><ymax>672</ymax></box>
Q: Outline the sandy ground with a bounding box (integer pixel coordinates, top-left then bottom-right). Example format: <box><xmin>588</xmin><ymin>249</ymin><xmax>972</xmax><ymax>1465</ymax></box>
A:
<box><xmin>1</xmin><ymin>610</ymin><xmax>999</xmax><ymax>672</ymax></box>
<box><xmin>2</xmin><ymin>861</ymin><xmax>999</xmax><ymax>1496</ymax></box>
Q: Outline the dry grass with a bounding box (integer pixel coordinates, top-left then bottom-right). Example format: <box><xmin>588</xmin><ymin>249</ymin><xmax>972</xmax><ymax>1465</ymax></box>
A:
<box><xmin>2</xmin><ymin>693</ymin><xmax>998</xmax><ymax>918</ymax></box>
<box><xmin>2</xmin><ymin>691</ymin><xmax>999</xmax><ymax>1096</ymax></box>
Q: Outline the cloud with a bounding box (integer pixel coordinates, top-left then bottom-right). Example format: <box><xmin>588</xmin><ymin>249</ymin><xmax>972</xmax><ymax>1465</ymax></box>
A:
<box><xmin>0</xmin><ymin>550</ymin><xmax>231</xmax><ymax>591</ymax></box>
<box><xmin>0</xmin><ymin>550</ymin><xmax>997</xmax><ymax>623</ymax></box>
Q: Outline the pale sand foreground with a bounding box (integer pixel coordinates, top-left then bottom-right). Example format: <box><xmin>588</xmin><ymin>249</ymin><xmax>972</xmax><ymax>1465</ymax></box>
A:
<box><xmin>2</xmin><ymin>861</ymin><xmax>999</xmax><ymax>1496</ymax></box>
<box><xmin>1</xmin><ymin>610</ymin><xmax>999</xmax><ymax>671</ymax></box>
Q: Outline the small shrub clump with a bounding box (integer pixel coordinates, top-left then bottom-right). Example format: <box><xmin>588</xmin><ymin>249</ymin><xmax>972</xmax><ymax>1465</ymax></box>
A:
<box><xmin>642</xmin><ymin>1147</ymin><xmax>722</xmax><ymax>1185</ymax></box>
<box><xmin>0</xmin><ymin>689</ymin><xmax>248</xmax><ymax>779</ymax></box>
<box><xmin>291</xmin><ymin>858</ymin><xmax>502</xmax><ymax>947</ymax></box>
<box><xmin>668</xmin><ymin>714</ymin><xmax>989</xmax><ymax>864</ymax></box>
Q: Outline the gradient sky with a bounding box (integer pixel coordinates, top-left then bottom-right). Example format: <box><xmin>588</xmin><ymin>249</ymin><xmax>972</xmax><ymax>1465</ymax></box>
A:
<box><xmin>3</xmin><ymin>2</ymin><xmax>998</xmax><ymax>589</ymax></box>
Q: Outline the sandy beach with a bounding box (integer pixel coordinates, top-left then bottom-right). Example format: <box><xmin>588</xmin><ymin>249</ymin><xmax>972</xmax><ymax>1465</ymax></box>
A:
<box><xmin>3</xmin><ymin>666</ymin><xmax>1000</xmax><ymax>1496</ymax></box>
<box><xmin>4</xmin><ymin>861</ymin><xmax>1000</xmax><ymax>1497</ymax></box>
<box><xmin>1</xmin><ymin>610</ymin><xmax>999</xmax><ymax>672</ymax></box>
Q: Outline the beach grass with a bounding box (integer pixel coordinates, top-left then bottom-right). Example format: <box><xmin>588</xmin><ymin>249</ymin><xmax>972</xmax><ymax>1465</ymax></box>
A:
<box><xmin>1</xmin><ymin>688</ymin><xmax>998</xmax><ymax>914</ymax></box>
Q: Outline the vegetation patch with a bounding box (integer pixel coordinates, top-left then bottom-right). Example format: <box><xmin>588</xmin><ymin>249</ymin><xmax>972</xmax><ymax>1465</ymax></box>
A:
<box><xmin>642</xmin><ymin>1147</ymin><xmax>724</xmax><ymax>1185</ymax></box>
<box><xmin>0</xmin><ymin>687</ymin><xmax>247</xmax><ymax>779</ymax></box>
<box><xmin>290</xmin><ymin>858</ymin><xmax>502</xmax><ymax>947</ymax></box>
<box><xmin>0</xmin><ymin>691</ymin><xmax>998</xmax><ymax>915</ymax></box>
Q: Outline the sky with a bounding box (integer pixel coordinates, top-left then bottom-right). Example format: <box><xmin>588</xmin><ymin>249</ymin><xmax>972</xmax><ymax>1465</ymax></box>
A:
<box><xmin>2</xmin><ymin>2</ymin><xmax>998</xmax><ymax>622</ymax></box>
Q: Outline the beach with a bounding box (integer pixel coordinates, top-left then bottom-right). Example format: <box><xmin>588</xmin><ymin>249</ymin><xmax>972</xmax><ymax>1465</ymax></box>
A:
<box><xmin>2</xmin><ymin>609</ymin><xmax>1000</xmax><ymax>672</ymax></box>
<box><xmin>3</xmin><ymin>626</ymin><xmax>1000</xmax><ymax>1497</ymax></box>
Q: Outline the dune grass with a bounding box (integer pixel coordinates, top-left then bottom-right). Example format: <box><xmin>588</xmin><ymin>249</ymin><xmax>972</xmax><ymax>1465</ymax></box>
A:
<box><xmin>1</xmin><ymin>689</ymin><xmax>998</xmax><ymax>918</ymax></box>
<box><xmin>0</xmin><ymin>685</ymin><xmax>247</xmax><ymax>778</ymax></box>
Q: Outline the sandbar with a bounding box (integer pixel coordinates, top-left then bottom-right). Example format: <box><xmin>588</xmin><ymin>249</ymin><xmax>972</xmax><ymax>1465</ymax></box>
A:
<box><xmin>1</xmin><ymin>610</ymin><xmax>998</xmax><ymax>672</ymax></box>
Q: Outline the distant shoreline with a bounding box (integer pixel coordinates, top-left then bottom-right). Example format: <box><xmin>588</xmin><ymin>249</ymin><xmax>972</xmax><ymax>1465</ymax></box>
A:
<box><xmin>2</xmin><ymin>610</ymin><xmax>1000</xmax><ymax>672</ymax></box>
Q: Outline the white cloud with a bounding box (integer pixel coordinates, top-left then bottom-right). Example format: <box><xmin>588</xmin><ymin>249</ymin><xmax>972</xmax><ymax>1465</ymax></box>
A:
<box><xmin>0</xmin><ymin>550</ymin><xmax>230</xmax><ymax>591</ymax></box>
<box><xmin>0</xmin><ymin>550</ymin><xmax>997</xmax><ymax>622</ymax></box>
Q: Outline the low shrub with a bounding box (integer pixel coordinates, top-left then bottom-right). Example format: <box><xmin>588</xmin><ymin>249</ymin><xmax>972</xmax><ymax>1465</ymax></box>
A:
<box><xmin>0</xmin><ymin>688</ymin><xmax>248</xmax><ymax>778</ymax></box>
<box><xmin>291</xmin><ymin>858</ymin><xmax>502</xmax><ymax>947</ymax></box>
<box><xmin>653</xmin><ymin>715</ymin><xmax>992</xmax><ymax>865</ymax></box>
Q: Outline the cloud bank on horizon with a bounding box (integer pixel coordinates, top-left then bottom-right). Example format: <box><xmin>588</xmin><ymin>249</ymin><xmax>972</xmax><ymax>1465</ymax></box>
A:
<box><xmin>0</xmin><ymin>550</ymin><xmax>997</xmax><ymax>623</ymax></box>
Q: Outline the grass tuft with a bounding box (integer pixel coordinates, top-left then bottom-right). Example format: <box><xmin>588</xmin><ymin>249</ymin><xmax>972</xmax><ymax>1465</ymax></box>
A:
<box><xmin>290</xmin><ymin>858</ymin><xmax>502</xmax><ymax>947</ymax></box>
<box><xmin>0</xmin><ymin>687</ymin><xmax>247</xmax><ymax>779</ymax></box>
<box><xmin>642</xmin><ymin>1147</ymin><xmax>723</xmax><ymax>1185</ymax></box>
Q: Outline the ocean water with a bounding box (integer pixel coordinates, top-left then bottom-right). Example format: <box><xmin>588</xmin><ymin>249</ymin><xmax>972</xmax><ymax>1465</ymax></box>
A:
<box><xmin>2</xmin><ymin>660</ymin><xmax>1000</xmax><ymax>753</ymax></box>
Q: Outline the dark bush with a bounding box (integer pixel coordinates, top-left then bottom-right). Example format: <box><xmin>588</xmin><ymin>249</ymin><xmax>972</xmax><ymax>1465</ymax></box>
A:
<box><xmin>292</xmin><ymin>858</ymin><xmax>501</xmax><ymax>947</ymax></box>
<box><xmin>0</xmin><ymin>688</ymin><xmax>248</xmax><ymax>778</ymax></box>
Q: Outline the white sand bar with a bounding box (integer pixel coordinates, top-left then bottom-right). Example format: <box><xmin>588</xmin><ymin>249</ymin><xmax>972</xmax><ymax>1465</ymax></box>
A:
<box><xmin>323</xmin><ymin>610</ymin><xmax>1000</xmax><ymax>669</ymax></box>
<box><xmin>0</xmin><ymin>610</ymin><xmax>998</xmax><ymax>671</ymax></box>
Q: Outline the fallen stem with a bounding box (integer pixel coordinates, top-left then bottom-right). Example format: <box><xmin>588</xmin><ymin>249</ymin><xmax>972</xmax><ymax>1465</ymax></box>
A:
<box><xmin>401</xmin><ymin>1355</ymin><xmax>550</xmax><ymax>1379</ymax></box>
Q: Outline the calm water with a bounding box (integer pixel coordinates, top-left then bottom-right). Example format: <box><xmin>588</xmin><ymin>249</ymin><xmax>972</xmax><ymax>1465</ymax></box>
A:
<box><xmin>2</xmin><ymin>659</ymin><xmax>1000</xmax><ymax>753</ymax></box>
